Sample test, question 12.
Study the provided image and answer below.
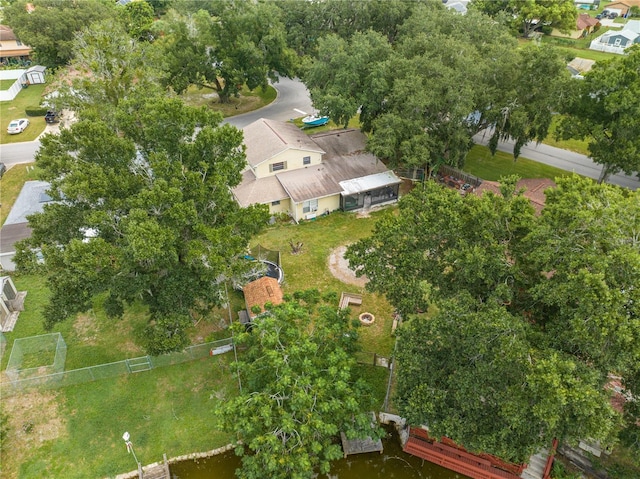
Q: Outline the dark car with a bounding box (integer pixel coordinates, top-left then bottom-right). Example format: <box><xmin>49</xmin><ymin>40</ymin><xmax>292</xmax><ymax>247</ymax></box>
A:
<box><xmin>0</xmin><ymin>162</ymin><xmax>6</xmax><ymax>179</ymax></box>
<box><xmin>595</xmin><ymin>13</ymin><xmax>603</xmax><ymax>19</ymax></box>
<box><xmin>608</xmin><ymin>12</ymin><xmax>618</xmax><ymax>18</ymax></box>
<box><xmin>44</xmin><ymin>110</ymin><xmax>60</xmax><ymax>124</ymax></box>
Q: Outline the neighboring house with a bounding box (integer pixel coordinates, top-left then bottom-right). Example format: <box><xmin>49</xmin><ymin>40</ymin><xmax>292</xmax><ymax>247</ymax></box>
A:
<box><xmin>232</xmin><ymin>119</ymin><xmax>401</xmax><ymax>222</ymax></box>
<box><xmin>474</xmin><ymin>178</ymin><xmax>556</xmax><ymax>215</ymax></box>
<box><xmin>606</xmin><ymin>0</ymin><xmax>640</xmax><ymax>17</ymax></box>
<box><xmin>590</xmin><ymin>20</ymin><xmax>640</xmax><ymax>53</ymax></box>
<box><xmin>444</xmin><ymin>0</ymin><xmax>469</xmax><ymax>15</ymax></box>
<box><xmin>0</xmin><ymin>25</ymin><xmax>32</xmax><ymax>64</ymax></box>
<box><xmin>553</xmin><ymin>13</ymin><xmax>600</xmax><ymax>38</ymax></box>
<box><xmin>0</xmin><ymin>181</ymin><xmax>52</xmax><ymax>272</ymax></box>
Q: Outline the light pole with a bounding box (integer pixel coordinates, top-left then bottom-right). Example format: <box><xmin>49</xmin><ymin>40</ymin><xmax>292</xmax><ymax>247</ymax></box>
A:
<box><xmin>122</xmin><ymin>431</ymin><xmax>141</xmax><ymax>475</ymax></box>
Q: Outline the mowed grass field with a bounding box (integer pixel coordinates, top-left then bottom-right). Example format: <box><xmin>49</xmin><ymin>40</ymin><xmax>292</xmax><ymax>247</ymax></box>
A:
<box><xmin>0</xmin><ymin>83</ymin><xmax>47</xmax><ymax>144</ymax></box>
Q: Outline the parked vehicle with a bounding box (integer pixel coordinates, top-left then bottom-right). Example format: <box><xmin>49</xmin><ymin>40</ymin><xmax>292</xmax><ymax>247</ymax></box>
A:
<box><xmin>6</xmin><ymin>118</ymin><xmax>29</xmax><ymax>134</ymax></box>
<box><xmin>596</xmin><ymin>13</ymin><xmax>603</xmax><ymax>19</ymax></box>
<box><xmin>0</xmin><ymin>162</ymin><xmax>6</xmax><ymax>178</ymax></box>
<box><xmin>608</xmin><ymin>12</ymin><xmax>618</xmax><ymax>19</ymax></box>
<box><xmin>45</xmin><ymin>110</ymin><xmax>60</xmax><ymax>123</ymax></box>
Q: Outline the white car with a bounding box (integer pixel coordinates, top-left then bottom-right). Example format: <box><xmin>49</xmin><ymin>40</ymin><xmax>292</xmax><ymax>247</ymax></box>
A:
<box><xmin>7</xmin><ymin>118</ymin><xmax>30</xmax><ymax>134</ymax></box>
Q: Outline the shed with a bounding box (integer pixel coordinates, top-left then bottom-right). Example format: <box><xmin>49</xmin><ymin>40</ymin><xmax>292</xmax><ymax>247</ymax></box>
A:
<box><xmin>24</xmin><ymin>65</ymin><xmax>46</xmax><ymax>84</ymax></box>
<box><xmin>242</xmin><ymin>277</ymin><xmax>284</xmax><ymax>320</ymax></box>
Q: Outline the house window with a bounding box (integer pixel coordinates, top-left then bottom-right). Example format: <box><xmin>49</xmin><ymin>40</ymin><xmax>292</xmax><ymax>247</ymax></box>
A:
<box><xmin>270</xmin><ymin>161</ymin><xmax>286</xmax><ymax>172</ymax></box>
<box><xmin>303</xmin><ymin>199</ymin><xmax>318</xmax><ymax>214</ymax></box>
<box><xmin>271</xmin><ymin>200</ymin><xmax>280</xmax><ymax>206</ymax></box>
<box><xmin>303</xmin><ymin>156</ymin><xmax>311</xmax><ymax>165</ymax></box>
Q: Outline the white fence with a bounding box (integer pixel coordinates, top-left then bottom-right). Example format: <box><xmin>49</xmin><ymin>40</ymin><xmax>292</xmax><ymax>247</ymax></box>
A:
<box><xmin>589</xmin><ymin>40</ymin><xmax>628</xmax><ymax>55</ymax></box>
<box><xmin>0</xmin><ymin>69</ymin><xmax>26</xmax><ymax>101</ymax></box>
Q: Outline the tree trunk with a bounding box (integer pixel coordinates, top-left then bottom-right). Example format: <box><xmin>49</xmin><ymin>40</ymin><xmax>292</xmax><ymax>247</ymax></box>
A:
<box><xmin>598</xmin><ymin>164</ymin><xmax>616</xmax><ymax>184</ymax></box>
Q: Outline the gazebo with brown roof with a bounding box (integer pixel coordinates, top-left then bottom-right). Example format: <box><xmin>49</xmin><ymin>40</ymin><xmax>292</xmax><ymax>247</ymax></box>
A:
<box><xmin>242</xmin><ymin>276</ymin><xmax>284</xmax><ymax>320</ymax></box>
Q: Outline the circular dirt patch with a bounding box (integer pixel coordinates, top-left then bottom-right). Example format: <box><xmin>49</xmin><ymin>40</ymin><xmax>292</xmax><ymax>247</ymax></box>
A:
<box><xmin>328</xmin><ymin>246</ymin><xmax>368</xmax><ymax>287</ymax></box>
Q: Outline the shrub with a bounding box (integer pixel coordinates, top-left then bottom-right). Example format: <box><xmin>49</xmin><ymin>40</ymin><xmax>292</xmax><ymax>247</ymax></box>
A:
<box><xmin>25</xmin><ymin>106</ymin><xmax>49</xmax><ymax>117</ymax></box>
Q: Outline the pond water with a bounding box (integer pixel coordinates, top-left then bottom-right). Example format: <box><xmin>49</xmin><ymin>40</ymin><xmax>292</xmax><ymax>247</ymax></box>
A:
<box><xmin>170</xmin><ymin>426</ymin><xmax>466</xmax><ymax>479</ymax></box>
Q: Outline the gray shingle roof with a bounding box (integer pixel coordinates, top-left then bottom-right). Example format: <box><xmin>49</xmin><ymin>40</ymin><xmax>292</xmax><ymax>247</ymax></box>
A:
<box><xmin>242</xmin><ymin>118</ymin><xmax>324</xmax><ymax>168</ymax></box>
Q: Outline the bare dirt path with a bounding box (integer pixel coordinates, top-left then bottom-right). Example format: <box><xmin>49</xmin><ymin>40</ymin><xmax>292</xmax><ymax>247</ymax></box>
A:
<box><xmin>327</xmin><ymin>245</ymin><xmax>368</xmax><ymax>287</ymax></box>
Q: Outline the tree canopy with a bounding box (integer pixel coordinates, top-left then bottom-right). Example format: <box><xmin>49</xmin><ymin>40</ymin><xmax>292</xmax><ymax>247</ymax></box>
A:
<box><xmin>346</xmin><ymin>177</ymin><xmax>640</xmax><ymax>461</ymax></box>
<box><xmin>473</xmin><ymin>0</ymin><xmax>577</xmax><ymax>38</ymax></box>
<box><xmin>16</xmin><ymin>92</ymin><xmax>269</xmax><ymax>354</ymax></box>
<box><xmin>3</xmin><ymin>0</ymin><xmax>117</xmax><ymax>67</ymax></box>
<box><xmin>558</xmin><ymin>47</ymin><xmax>640</xmax><ymax>183</ymax></box>
<box><xmin>216</xmin><ymin>294</ymin><xmax>380</xmax><ymax>479</ymax></box>
<box><xmin>304</xmin><ymin>6</ymin><xmax>569</xmax><ymax>172</ymax></box>
<box><xmin>153</xmin><ymin>1</ymin><xmax>297</xmax><ymax>102</ymax></box>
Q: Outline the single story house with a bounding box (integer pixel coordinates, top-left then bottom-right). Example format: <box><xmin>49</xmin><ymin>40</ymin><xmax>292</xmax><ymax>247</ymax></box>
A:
<box><xmin>232</xmin><ymin>119</ymin><xmax>401</xmax><ymax>222</ymax></box>
<box><xmin>606</xmin><ymin>0</ymin><xmax>640</xmax><ymax>17</ymax></box>
<box><xmin>0</xmin><ymin>181</ymin><xmax>52</xmax><ymax>272</ymax></box>
<box><xmin>553</xmin><ymin>13</ymin><xmax>600</xmax><ymax>39</ymax></box>
<box><xmin>590</xmin><ymin>20</ymin><xmax>640</xmax><ymax>53</ymax></box>
<box><xmin>0</xmin><ymin>25</ymin><xmax>31</xmax><ymax>64</ymax></box>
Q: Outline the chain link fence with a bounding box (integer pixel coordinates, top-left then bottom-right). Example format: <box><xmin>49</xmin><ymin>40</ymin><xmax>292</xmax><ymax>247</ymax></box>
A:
<box><xmin>1</xmin><ymin>337</ymin><xmax>233</xmax><ymax>396</ymax></box>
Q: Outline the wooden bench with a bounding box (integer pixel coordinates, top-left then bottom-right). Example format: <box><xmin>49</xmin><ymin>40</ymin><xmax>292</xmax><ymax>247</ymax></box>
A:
<box><xmin>339</xmin><ymin>292</ymin><xmax>363</xmax><ymax>310</ymax></box>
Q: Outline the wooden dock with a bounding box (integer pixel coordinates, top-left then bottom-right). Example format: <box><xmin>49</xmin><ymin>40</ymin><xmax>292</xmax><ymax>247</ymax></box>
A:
<box><xmin>340</xmin><ymin>432</ymin><xmax>383</xmax><ymax>458</ymax></box>
<box><xmin>142</xmin><ymin>454</ymin><xmax>170</xmax><ymax>478</ymax></box>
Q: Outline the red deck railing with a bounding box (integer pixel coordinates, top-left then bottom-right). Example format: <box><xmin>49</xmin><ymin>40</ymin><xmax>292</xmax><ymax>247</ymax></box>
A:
<box><xmin>403</xmin><ymin>428</ymin><xmax>524</xmax><ymax>479</ymax></box>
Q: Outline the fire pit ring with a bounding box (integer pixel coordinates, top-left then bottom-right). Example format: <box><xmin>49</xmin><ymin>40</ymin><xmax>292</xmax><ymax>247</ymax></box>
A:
<box><xmin>358</xmin><ymin>312</ymin><xmax>375</xmax><ymax>326</ymax></box>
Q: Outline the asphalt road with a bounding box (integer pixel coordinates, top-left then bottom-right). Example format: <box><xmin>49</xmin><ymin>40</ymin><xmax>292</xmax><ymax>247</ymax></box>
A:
<box><xmin>473</xmin><ymin>130</ymin><xmax>639</xmax><ymax>190</ymax></box>
<box><xmin>224</xmin><ymin>75</ymin><xmax>314</xmax><ymax>129</ymax></box>
<box><xmin>0</xmin><ymin>76</ymin><xmax>314</xmax><ymax>169</ymax></box>
<box><xmin>1</xmin><ymin>77</ymin><xmax>638</xmax><ymax>190</ymax></box>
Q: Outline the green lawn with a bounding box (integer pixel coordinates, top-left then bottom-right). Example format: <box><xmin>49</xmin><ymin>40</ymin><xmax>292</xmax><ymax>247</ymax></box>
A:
<box><xmin>181</xmin><ymin>84</ymin><xmax>277</xmax><ymax>117</ymax></box>
<box><xmin>0</xmin><ymin>83</ymin><xmax>47</xmax><ymax>144</ymax></box>
<box><xmin>252</xmin><ymin>210</ymin><xmax>397</xmax><ymax>356</ymax></box>
<box><xmin>463</xmin><ymin>145</ymin><xmax>579</xmax><ymax>181</ymax></box>
<box><xmin>0</xmin><ymin>79</ymin><xmax>17</xmax><ymax>90</ymax></box>
<box><xmin>543</xmin><ymin>115</ymin><xmax>591</xmax><ymax>156</ymax></box>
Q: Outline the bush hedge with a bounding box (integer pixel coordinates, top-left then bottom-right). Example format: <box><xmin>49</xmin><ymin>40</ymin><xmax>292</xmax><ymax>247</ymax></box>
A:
<box><xmin>25</xmin><ymin>106</ymin><xmax>48</xmax><ymax>116</ymax></box>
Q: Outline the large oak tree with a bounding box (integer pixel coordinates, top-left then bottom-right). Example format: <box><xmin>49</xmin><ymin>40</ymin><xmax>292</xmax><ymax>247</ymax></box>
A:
<box><xmin>346</xmin><ymin>177</ymin><xmax>640</xmax><ymax>461</ymax></box>
<box><xmin>217</xmin><ymin>295</ymin><xmax>380</xmax><ymax>479</ymax></box>
<box><xmin>16</xmin><ymin>93</ymin><xmax>269</xmax><ymax>354</ymax></box>
<box><xmin>304</xmin><ymin>6</ymin><xmax>570</xmax><ymax>173</ymax></box>
<box><xmin>3</xmin><ymin>0</ymin><xmax>117</xmax><ymax>67</ymax></box>
<box><xmin>153</xmin><ymin>1</ymin><xmax>297</xmax><ymax>102</ymax></box>
<box><xmin>558</xmin><ymin>47</ymin><xmax>640</xmax><ymax>183</ymax></box>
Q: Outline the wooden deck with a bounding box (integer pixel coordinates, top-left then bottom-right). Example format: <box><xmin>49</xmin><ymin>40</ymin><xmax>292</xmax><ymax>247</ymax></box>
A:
<box><xmin>403</xmin><ymin>428</ymin><xmax>523</xmax><ymax>479</ymax></box>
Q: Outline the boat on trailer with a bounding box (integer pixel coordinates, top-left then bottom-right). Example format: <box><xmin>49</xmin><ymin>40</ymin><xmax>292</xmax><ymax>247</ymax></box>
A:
<box><xmin>301</xmin><ymin>114</ymin><xmax>329</xmax><ymax>127</ymax></box>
